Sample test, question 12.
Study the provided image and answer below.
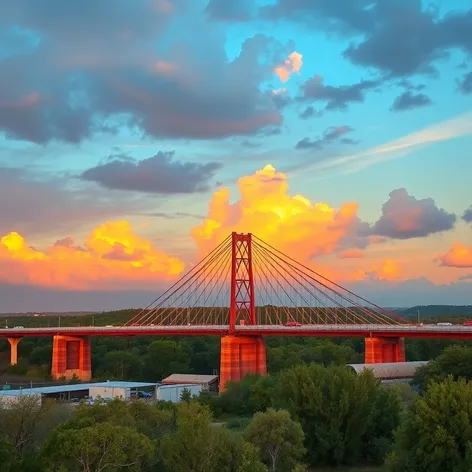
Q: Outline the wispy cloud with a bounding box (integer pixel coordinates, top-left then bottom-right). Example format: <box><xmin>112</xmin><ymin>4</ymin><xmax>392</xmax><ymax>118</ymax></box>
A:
<box><xmin>307</xmin><ymin>112</ymin><xmax>472</xmax><ymax>173</ymax></box>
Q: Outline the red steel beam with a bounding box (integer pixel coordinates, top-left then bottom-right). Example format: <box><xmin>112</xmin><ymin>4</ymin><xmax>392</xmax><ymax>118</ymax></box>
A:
<box><xmin>2</xmin><ymin>325</ymin><xmax>472</xmax><ymax>339</ymax></box>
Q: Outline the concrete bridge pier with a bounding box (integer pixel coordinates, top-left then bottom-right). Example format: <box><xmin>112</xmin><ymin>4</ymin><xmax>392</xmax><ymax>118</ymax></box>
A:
<box><xmin>219</xmin><ymin>335</ymin><xmax>267</xmax><ymax>392</ymax></box>
<box><xmin>365</xmin><ymin>336</ymin><xmax>405</xmax><ymax>364</ymax></box>
<box><xmin>7</xmin><ymin>337</ymin><xmax>21</xmax><ymax>365</ymax></box>
<box><xmin>51</xmin><ymin>335</ymin><xmax>91</xmax><ymax>381</ymax></box>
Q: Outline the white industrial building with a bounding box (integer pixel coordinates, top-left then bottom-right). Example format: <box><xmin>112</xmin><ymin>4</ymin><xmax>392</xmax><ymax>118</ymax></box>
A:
<box><xmin>88</xmin><ymin>381</ymin><xmax>156</xmax><ymax>401</ymax></box>
<box><xmin>156</xmin><ymin>383</ymin><xmax>201</xmax><ymax>402</ymax></box>
<box><xmin>0</xmin><ymin>380</ymin><xmax>203</xmax><ymax>405</ymax></box>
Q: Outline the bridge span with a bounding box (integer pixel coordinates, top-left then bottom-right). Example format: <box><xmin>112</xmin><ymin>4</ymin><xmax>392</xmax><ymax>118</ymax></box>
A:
<box><xmin>1</xmin><ymin>323</ymin><xmax>472</xmax><ymax>339</ymax></box>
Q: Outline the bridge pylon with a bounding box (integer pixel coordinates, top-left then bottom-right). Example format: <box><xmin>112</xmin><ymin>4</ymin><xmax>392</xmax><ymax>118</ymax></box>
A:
<box><xmin>221</xmin><ymin>232</ymin><xmax>265</xmax><ymax>391</ymax></box>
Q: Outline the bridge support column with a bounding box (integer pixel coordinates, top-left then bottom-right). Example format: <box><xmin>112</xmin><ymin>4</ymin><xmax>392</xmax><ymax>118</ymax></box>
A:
<box><xmin>7</xmin><ymin>337</ymin><xmax>21</xmax><ymax>365</ymax></box>
<box><xmin>51</xmin><ymin>335</ymin><xmax>91</xmax><ymax>381</ymax></box>
<box><xmin>365</xmin><ymin>337</ymin><xmax>405</xmax><ymax>364</ymax></box>
<box><xmin>219</xmin><ymin>336</ymin><xmax>267</xmax><ymax>392</ymax></box>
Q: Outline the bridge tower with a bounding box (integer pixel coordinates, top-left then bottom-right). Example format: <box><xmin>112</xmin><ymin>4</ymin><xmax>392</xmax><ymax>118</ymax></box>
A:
<box><xmin>219</xmin><ymin>233</ymin><xmax>266</xmax><ymax>391</ymax></box>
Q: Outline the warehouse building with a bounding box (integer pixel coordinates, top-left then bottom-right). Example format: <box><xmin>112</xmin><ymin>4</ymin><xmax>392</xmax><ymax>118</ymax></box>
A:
<box><xmin>346</xmin><ymin>361</ymin><xmax>428</xmax><ymax>381</ymax></box>
<box><xmin>162</xmin><ymin>374</ymin><xmax>219</xmax><ymax>392</ymax></box>
<box><xmin>0</xmin><ymin>380</ymin><xmax>197</xmax><ymax>405</ymax></box>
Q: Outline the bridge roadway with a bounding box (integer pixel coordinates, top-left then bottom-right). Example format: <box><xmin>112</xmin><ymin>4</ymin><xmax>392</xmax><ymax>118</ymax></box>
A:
<box><xmin>1</xmin><ymin>324</ymin><xmax>472</xmax><ymax>339</ymax></box>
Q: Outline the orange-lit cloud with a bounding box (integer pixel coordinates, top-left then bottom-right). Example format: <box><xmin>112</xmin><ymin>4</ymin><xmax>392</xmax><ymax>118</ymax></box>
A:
<box><xmin>0</xmin><ymin>221</ymin><xmax>184</xmax><ymax>290</ymax></box>
<box><xmin>274</xmin><ymin>51</ymin><xmax>303</xmax><ymax>82</ymax></box>
<box><xmin>152</xmin><ymin>60</ymin><xmax>177</xmax><ymax>75</ymax></box>
<box><xmin>192</xmin><ymin>164</ymin><xmax>364</xmax><ymax>266</ymax></box>
<box><xmin>339</xmin><ymin>249</ymin><xmax>363</xmax><ymax>259</ymax></box>
<box><xmin>349</xmin><ymin>259</ymin><xmax>401</xmax><ymax>281</ymax></box>
<box><xmin>440</xmin><ymin>242</ymin><xmax>472</xmax><ymax>268</ymax></box>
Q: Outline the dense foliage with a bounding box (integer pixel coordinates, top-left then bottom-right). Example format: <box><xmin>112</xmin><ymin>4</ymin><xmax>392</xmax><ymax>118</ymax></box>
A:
<box><xmin>2</xmin><ymin>307</ymin><xmax>472</xmax><ymax>470</ymax></box>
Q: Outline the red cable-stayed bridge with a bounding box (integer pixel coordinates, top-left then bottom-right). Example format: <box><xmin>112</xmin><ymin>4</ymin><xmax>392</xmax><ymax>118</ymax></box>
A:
<box><xmin>1</xmin><ymin>232</ymin><xmax>470</xmax><ymax>391</ymax></box>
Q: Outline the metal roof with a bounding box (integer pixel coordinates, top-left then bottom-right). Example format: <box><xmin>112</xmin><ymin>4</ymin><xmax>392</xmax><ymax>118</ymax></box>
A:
<box><xmin>157</xmin><ymin>383</ymin><xmax>202</xmax><ymax>389</ymax></box>
<box><xmin>0</xmin><ymin>381</ymin><xmax>156</xmax><ymax>397</ymax></box>
<box><xmin>347</xmin><ymin>361</ymin><xmax>428</xmax><ymax>380</ymax></box>
<box><xmin>162</xmin><ymin>374</ymin><xmax>218</xmax><ymax>384</ymax></box>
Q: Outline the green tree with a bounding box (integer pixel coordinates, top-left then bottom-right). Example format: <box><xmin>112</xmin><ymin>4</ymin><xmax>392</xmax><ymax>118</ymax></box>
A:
<box><xmin>277</xmin><ymin>364</ymin><xmax>400</xmax><ymax>467</ymax></box>
<box><xmin>245</xmin><ymin>409</ymin><xmax>305</xmax><ymax>472</ymax></box>
<box><xmin>0</xmin><ymin>438</ymin><xmax>17</xmax><ymax>472</ymax></box>
<box><xmin>413</xmin><ymin>345</ymin><xmax>472</xmax><ymax>392</ymax></box>
<box><xmin>237</xmin><ymin>442</ymin><xmax>268</xmax><ymax>472</ymax></box>
<box><xmin>160</xmin><ymin>402</ymin><xmax>266</xmax><ymax>472</ymax></box>
<box><xmin>386</xmin><ymin>377</ymin><xmax>472</xmax><ymax>472</ymax></box>
<box><xmin>42</xmin><ymin>421</ymin><xmax>154</xmax><ymax>471</ymax></box>
<box><xmin>144</xmin><ymin>340</ymin><xmax>190</xmax><ymax>380</ymax></box>
<box><xmin>159</xmin><ymin>402</ymin><xmax>221</xmax><ymax>472</ymax></box>
<box><xmin>180</xmin><ymin>388</ymin><xmax>192</xmax><ymax>403</ymax></box>
<box><xmin>0</xmin><ymin>396</ymin><xmax>55</xmax><ymax>453</ymax></box>
<box><xmin>101</xmin><ymin>350</ymin><xmax>143</xmax><ymax>379</ymax></box>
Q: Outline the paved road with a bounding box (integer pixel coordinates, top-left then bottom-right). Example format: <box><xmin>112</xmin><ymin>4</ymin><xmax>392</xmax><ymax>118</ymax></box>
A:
<box><xmin>1</xmin><ymin>323</ymin><xmax>472</xmax><ymax>339</ymax></box>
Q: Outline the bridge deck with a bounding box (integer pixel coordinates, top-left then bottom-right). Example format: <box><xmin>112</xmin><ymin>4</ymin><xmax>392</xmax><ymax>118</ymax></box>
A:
<box><xmin>1</xmin><ymin>324</ymin><xmax>472</xmax><ymax>339</ymax></box>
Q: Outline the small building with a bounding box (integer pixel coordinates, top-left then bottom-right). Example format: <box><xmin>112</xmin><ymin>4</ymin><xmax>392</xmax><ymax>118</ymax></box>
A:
<box><xmin>161</xmin><ymin>374</ymin><xmax>219</xmax><ymax>392</ymax></box>
<box><xmin>346</xmin><ymin>361</ymin><xmax>428</xmax><ymax>381</ymax></box>
<box><xmin>89</xmin><ymin>382</ymin><xmax>156</xmax><ymax>401</ymax></box>
<box><xmin>156</xmin><ymin>383</ymin><xmax>201</xmax><ymax>402</ymax></box>
<box><xmin>0</xmin><ymin>381</ymin><xmax>156</xmax><ymax>405</ymax></box>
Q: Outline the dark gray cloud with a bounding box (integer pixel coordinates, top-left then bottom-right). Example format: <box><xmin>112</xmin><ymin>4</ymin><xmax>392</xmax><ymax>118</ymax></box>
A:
<box><xmin>463</xmin><ymin>206</ymin><xmax>472</xmax><ymax>223</ymax></box>
<box><xmin>300</xmin><ymin>75</ymin><xmax>379</xmax><ymax>110</ymax></box>
<box><xmin>391</xmin><ymin>91</ymin><xmax>432</xmax><ymax>112</ymax></box>
<box><xmin>295</xmin><ymin>125</ymin><xmax>356</xmax><ymax>150</ymax></box>
<box><xmin>80</xmin><ymin>151</ymin><xmax>222</xmax><ymax>194</ymax></box>
<box><xmin>370</xmin><ymin>189</ymin><xmax>456</xmax><ymax>239</ymax></box>
<box><xmin>299</xmin><ymin>106</ymin><xmax>321</xmax><ymax>120</ymax></box>
<box><xmin>0</xmin><ymin>2</ymin><xmax>286</xmax><ymax>144</ymax></box>
<box><xmin>0</xmin><ymin>166</ymin><xmax>140</xmax><ymax>238</ymax></box>
<box><xmin>458</xmin><ymin>72</ymin><xmax>472</xmax><ymax>94</ymax></box>
<box><xmin>205</xmin><ymin>0</ymin><xmax>253</xmax><ymax>22</ymax></box>
<box><xmin>266</xmin><ymin>1</ymin><xmax>472</xmax><ymax>78</ymax></box>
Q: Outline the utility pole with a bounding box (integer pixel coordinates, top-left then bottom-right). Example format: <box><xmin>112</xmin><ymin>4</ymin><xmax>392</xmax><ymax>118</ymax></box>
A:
<box><xmin>417</xmin><ymin>309</ymin><xmax>420</xmax><ymax>324</ymax></box>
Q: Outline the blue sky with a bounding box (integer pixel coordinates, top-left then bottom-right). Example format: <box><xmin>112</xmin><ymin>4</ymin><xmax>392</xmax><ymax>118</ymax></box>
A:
<box><xmin>0</xmin><ymin>0</ymin><xmax>471</xmax><ymax>312</ymax></box>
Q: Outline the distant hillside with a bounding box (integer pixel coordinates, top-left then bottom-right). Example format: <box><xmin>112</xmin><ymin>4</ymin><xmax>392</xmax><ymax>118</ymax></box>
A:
<box><xmin>400</xmin><ymin>305</ymin><xmax>472</xmax><ymax>319</ymax></box>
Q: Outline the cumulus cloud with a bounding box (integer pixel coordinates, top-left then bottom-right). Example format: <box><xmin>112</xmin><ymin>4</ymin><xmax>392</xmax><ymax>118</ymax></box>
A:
<box><xmin>191</xmin><ymin>164</ymin><xmax>366</xmax><ymax>264</ymax></box>
<box><xmin>440</xmin><ymin>243</ymin><xmax>472</xmax><ymax>269</ymax></box>
<box><xmin>0</xmin><ymin>221</ymin><xmax>184</xmax><ymax>291</ymax></box>
<box><xmin>391</xmin><ymin>91</ymin><xmax>432</xmax><ymax>112</ymax></box>
<box><xmin>458</xmin><ymin>72</ymin><xmax>472</xmax><ymax>94</ymax></box>
<box><xmin>266</xmin><ymin>1</ymin><xmax>472</xmax><ymax>78</ymax></box>
<box><xmin>300</xmin><ymin>75</ymin><xmax>378</xmax><ymax>110</ymax></box>
<box><xmin>0</xmin><ymin>2</ymin><xmax>286</xmax><ymax>143</ymax></box>
<box><xmin>370</xmin><ymin>189</ymin><xmax>456</xmax><ymax>239</ymax></box>
<box><xmin>463</xmin><ymin>206</ymin><xmax>472</xmax><ymax>223</ymax></box>
<box><xmin>80</xmin><ymin>151</ymin><xmax>222</xmax><ymax>194</ymax></box>
<box><xmin>295</xmin><ymin>125</ymin><xmax>357</xmax><ymax>150</ymax></box>
<box><xmin>274</xmin><ymin>51</ymin><xmax>303</xmax><ymax>83</ymax></box>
